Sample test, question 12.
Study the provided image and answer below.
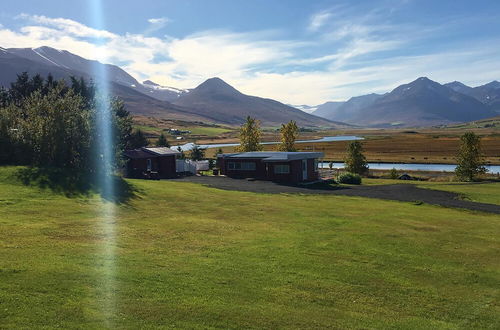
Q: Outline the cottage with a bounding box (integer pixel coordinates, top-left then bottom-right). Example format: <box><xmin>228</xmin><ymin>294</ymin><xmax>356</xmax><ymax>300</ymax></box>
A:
<box><xmin>217</xmin><ymin>152</ymin><xmax>324</xmax><ymax>183</ymax></box>
<box><xmin>124</xmin><ymin>147</ymin><xmax>180</xmax><ymax>179</ymax></box>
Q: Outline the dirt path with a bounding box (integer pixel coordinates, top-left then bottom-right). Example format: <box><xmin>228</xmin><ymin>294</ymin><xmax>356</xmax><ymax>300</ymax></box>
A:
<box><xmin>172</xmin><ymin>176</ymin><xmax>500</xmax><ymax>214</ymax></box>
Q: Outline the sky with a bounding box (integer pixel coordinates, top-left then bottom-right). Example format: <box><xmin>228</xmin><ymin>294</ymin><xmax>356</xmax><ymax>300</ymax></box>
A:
<box><xmin>1</xmin><ymin>0</ymin><xmax>500</xmax><ymax>105</ymax></box>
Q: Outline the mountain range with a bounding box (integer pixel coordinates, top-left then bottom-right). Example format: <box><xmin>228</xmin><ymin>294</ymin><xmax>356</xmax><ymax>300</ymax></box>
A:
<box><xmin>313</xmin><ymin>78</ymin><xmax>499</xmax><ymax>127</ymax></box>
<box><xmin>0</xmin><ymin>46</ymin><xmax>334</xmax><ymax>127</ymax></box>
<box><xmin>1</xmin><ymin>45</ymin><xmax>498</xmax><ymax>128</ymax></box>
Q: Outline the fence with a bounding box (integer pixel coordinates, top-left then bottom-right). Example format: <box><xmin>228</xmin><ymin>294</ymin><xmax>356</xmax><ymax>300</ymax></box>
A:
<box><xmin>176</xmin><ymin>160</ymin><xmax>210</xmax><ymax>174</ymax></box>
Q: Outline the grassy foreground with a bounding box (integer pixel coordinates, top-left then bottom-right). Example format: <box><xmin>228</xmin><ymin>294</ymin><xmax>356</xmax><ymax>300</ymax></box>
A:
<box><xmin>0</xmin><ymin>167</ymin><xmax>499</xmax><ymax>328</ymax></box>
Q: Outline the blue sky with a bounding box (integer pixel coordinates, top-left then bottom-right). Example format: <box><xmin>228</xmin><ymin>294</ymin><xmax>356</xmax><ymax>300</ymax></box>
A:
<box><xmin>1</xmin><ymin>0</ymin><xmax>499</xmax><ymax>105</ymax></box>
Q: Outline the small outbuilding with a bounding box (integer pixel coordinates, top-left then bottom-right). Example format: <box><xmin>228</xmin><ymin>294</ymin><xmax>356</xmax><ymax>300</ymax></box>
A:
<box><xmin>124</xmin><ymin>147</ymin><xmax>180</xmax><ymax>179</ymax></box>
<box><xmin>217</xmin><ymin>151</ymin><xmax>324</xmax><ymax>183</ymax></box>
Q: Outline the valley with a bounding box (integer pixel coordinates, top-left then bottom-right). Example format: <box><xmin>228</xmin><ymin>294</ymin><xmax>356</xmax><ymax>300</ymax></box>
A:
<box><xmin>134</xmin><ymin>115</ymin><xmax>500</xmax><ymax>165</ymax></box>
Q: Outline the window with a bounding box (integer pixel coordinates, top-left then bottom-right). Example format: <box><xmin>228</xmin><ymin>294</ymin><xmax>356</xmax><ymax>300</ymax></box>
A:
<box><xmin>274</xmin><ymin>164</ymin><xmax>290</xmax><ymax>174</ymax></box>
<box><xmin>314</xmin><ymin>159</ymin><xmax>319</xmax><ymax>171</ymax></box>
<box><xmin>147</xmin><ymin>159</ymin><xmax>152</xmax><ymax>171</ymax></box>
<box><xmin>228</xmin><ymin>162</ymin><xmax>256</xmax><ymax>170</ymax></box>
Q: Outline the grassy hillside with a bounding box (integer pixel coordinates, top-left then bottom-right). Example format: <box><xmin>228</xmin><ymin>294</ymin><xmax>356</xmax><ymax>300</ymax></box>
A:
<box><xmin>0</xmin><ymin>167</ymin><xmax>499</xmax><ymax>328</ymax></box>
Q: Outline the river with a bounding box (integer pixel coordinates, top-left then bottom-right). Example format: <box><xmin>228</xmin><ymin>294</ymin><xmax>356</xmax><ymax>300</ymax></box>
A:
<box><xmin>319</xmin><ymin>162</ymin><xmax>500</xmax><ymax>174</ymax></box>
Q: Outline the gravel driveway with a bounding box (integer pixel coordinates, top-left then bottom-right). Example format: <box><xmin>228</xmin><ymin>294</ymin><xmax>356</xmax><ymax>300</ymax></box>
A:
<box><xmin>171</xmin><ymin>176</ymin><xmax>500</xmax><ymax>214</ymax></box>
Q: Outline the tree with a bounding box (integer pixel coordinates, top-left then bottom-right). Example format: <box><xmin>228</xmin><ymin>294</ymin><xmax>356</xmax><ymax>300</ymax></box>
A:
<box><xmin>189</xmin><ymin>145</ymin><xmax>205</xmax><ymax>160</ymax></box>
<box><xmin>278</xmin><ymin>120</ymin><xmax>299</xmax><ymax>152</ymax></box>
<box><xmin>0</xmin><ymin>72</ymin><xmax>134</xmax><ymax>175</ymax></box>
<box><xmin>237</xmin><ymin>116</ymin><xmax>262</xmax><ymax>152</ymax></box>
<box><xmin>156</xmin><ymin>133</ymin><xmax>170</xmax><ymax>147</ymax></box>
<box><xmin>0</xmin><ymin>86</ymin><xmax>9</xmax><ymax>108</ymax></box>
<box><xmin>19</xmin><ymin>83</ymin><xmax>90</xmax><ymax>169</ymax></box>
<box><xmin>128</xmin><ymin>129</ymin><xmax>149</xmax><ymax>149</ymax></box>
<box><xmin>177</xmin><ymin>146</ymin><xmax>185</xmax><ymax>159</ymax></box>
<box><xmin>213</xmin><ymin>147</ymin><xmax>224</xmax><ymax>158</ymax></box>
<box><xmin>344</xmin><ymin>141</ymin><xmax>369</xmax><ymax>175</ymax></box>
<box><xmin>389</xmin><ymin>168</ymin><xmax>399</xmax><ymax>179</ymax></box>
<box><xmin>455</xmin><ymin>132</ymin><xmax>485</xmax><ymax>181</ymax></box>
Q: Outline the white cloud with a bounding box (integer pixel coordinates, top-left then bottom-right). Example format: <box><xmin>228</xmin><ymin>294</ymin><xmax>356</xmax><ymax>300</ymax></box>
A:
<box><xmin>308</xmin><ymin>11</ymin><xmax>332</xmax><ymax>31</ymax></box>
<box><xmin>145</xmin><ymin>17</ymin><xmax>171</xmax><ymax>34</ymax></box>
<box><xmin>0</xmin><ymin>13</ymin><xmax>499</xmax><ymax>106</ymax></box>
<box><xmin>148</xmin><ymin>17</ymin><xmax>169</xmax><ymax>25</ymax></box>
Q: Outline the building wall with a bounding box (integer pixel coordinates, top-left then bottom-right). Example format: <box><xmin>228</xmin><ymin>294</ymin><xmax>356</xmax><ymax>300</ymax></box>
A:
<box><xmin>307</xmin><ymin>158</ymin><xmax>319</xmax><ymax>181</ymax></box>
<box><xmin>126</xmin><ymin>155</ymin><xmax>176</xmax><ymax>179</ymax></box>
<box><xmin>266</xmin><ymin>160</ymin><xmax>301</xmax><ymax>183</ymax></box>
<box><xmin>218</xmin><ymin>158</ymin><xmax>267</xmax><ymax>179</ymax></box>
<box><xmin>218</xmin><ymin>157</ymin><xmax>320</xmax><ymax>183</ymax></box>
<box><xmin>158</xmin><ymin>156</ymin><xmax>177</xmax><ymax>178</ymax></box>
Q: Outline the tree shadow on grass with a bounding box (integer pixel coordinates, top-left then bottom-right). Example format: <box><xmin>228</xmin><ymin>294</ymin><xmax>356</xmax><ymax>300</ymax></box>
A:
<box><xmin>16</xmin><ymin>167</ymin><xmax>140</xmax><ymax>204</ymax></box>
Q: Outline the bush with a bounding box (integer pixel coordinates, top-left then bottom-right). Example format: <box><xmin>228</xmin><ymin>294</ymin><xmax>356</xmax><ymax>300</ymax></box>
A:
<box><xmin>338</xmin><ymin>172</ymin><xmax>362</xmax><ymax>184</ymax></box>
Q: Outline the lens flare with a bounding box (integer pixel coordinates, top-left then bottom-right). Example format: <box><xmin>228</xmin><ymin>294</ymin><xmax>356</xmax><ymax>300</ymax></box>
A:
<box><xmin>88</xmin><ymin>0</ymin><xmax>116</xmax><ymax>325</ymax></box>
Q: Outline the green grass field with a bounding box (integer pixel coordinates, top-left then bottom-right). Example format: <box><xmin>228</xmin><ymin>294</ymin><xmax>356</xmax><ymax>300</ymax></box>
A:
<box><xmin>186</xmin><ymin>126</ymin><xmax>233</xmax><ymax>136</ymax></box>
<box><xmin>133</xmin><ymin>124</ymin><xmax>233</xmax><ymax>137</ymax></box>
<box><xmin>1</xmin><ymin>167</ymin><xmax>499</xmax><ymax>328</ymax></box>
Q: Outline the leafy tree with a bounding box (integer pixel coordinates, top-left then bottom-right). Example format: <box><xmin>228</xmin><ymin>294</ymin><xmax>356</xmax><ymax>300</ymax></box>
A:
<box><xmin>189</xmin><ymin>145</ymin><xmax>205</xmax><ymax>161</ymax></box>
<box><xmin>19</xmin><ymin>83</ymin><xmax>90</xmax><ymax>168</ymax></box>
<box><xmin>278</xmin><ymin>120</ymin><xmax>299</xmax><ymax>152</ymax></box>
<box><xmin>214</xmin><ymin>147</ymin><xmax>224</xmax><ymax>158</ymax></box>
<box><xmin>455</xmin><ymin>132</ymin><xmax>485</xmax><ymax>181</ymax></box>
<box><xmin>344</xmin><ymin>141</ymin><xmax>369</xmax><ymax>175</ymax></box>
<box><xmin>0</xmin><ymin>86</ymin><xmax>9</xmax><ymax>108</ymax></box>
<box><xmin>156</xmin><ymin>133</ymin><xmax>170</xmax><ymax>147</ymax></box>
<box><xmin>0</xmin><ymin>73</ymin><xmax>134</xmax><ymax>175</ymax></box>
<box><xmin>237</xmin><ymin>116</ymin><xmax>262</xmax><ymax>152</ymax></box>
<box><xmin>389</xmin><ymin>168</ymin><xmax>399</xmax><ymax>179</ymax></box>
<box><xmin>128</xmin><ymin>129</ymin><xmax>149</xmax><ymax>149</ymax></box>
<box><xmin>177</xmin><ymin>146</ymin><xmax>185</xmax><ymax>159</ymax></box>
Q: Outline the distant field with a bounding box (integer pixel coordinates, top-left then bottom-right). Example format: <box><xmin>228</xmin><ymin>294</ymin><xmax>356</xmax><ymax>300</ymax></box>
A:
<box><xmin>185</xmin><ymin>126</ymin><xmax>233</xmax><ymax>136</ymax></box>
<box><xmin>445</xmin><ymin>116</ymin><xmax>500</xmax><ymax>129</ymax></box>
<box><xmin>0</xmin><ymin>166</ymin><xmax>499</xmax><ymax>328</ymax></box>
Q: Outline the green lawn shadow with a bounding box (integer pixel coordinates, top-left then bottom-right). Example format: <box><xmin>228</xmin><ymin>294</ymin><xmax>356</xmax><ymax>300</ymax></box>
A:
<box><xmin>16</xmin><ymin>167</ymin><xmax>140</xmax><ymax>204</ymax></box>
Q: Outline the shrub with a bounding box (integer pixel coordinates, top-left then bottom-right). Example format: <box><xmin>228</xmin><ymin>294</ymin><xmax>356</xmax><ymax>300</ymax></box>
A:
<box><xmin>338</xmin><ymin>172</ymin><xmax>362</xmax><ymax>185</ymax></box>
<box><xmin>389</xmin><ymin>167</ymin><xmax>399</xmax><ymax>179</ymax></box>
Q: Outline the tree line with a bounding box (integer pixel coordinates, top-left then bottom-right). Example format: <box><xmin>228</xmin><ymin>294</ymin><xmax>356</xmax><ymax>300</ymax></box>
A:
<box><xmin>0</xmin><ymin>72</ymin><xmax>143</xmax><ymax>175</ymax></box>
<box><xmin>236</xmin><ymin>116</ymin><xmax>487</xmax><ymax>182</ymax></box>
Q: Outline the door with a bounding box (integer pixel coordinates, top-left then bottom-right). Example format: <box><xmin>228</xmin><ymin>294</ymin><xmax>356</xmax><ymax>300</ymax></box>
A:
<box><xmin>302</xmin><ymin>159</ymin><xmax>307</xmax><ymax>181</ymax></box>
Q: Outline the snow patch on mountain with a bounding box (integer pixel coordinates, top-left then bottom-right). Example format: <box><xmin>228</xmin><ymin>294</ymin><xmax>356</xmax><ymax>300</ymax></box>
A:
<box><xmin>289</xmin><ymin>104</ymin><xmax>318</xmax><ymax>113</ymax></box>
<box><xmin>141</xmin><ymin>80</ymin><xmax>189</xmax><ymax>95</ymax></box>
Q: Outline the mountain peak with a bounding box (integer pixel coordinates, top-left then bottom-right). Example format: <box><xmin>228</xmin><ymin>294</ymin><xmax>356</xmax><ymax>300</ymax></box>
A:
<box><xmin>483</xmin><ymin>80</ymin><xmax>500</xmax><ymax>89</ymax></box>
<box><xmin>143</xmin><ymin>80</ymin><xmax>160</xmax><ymax>86</ymax></box>
<box><xmin>195</xmin><ymin>77</ymin><xmax>240</xmax><ymax>94</ymax></box>
<box><xmin>413</xmin><ymin>76</ymin><xmax>435</xmax><ymax>84</ymax></box>
<box><xmin>34</xmin><ymin>46</ymin><xmax>65</xmax><ymax>54</ymax></box>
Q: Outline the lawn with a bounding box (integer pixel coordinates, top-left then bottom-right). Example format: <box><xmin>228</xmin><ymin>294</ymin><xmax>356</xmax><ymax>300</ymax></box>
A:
<box><xmin>0</xmin><ymin>167</ymin><xmax>499</xmax><ymax>328</ymax></box>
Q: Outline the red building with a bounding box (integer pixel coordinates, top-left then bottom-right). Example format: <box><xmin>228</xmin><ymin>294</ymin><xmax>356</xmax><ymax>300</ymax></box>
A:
<box><xmin>217</xmin><ymin>152</ymin><xmax>324</xmax><ymax>183</ymax></box>
<box><xmin>124</xmin><ymin>147</ymin><xmax>180</xmax><ymax>179</ymax></box>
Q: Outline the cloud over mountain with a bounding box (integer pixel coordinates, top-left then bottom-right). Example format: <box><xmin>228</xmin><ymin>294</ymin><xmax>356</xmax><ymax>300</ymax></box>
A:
<box><xmin>1</xmin><ymin>3</ymin><xmax>499</xmax><ymax>105</ymax></box>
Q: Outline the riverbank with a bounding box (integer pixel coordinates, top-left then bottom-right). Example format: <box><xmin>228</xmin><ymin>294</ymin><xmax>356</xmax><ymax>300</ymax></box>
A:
<box><xmin>319</xmin><ymin>162</ymin><xmax>500</xmax><ymax>174</ymax></box>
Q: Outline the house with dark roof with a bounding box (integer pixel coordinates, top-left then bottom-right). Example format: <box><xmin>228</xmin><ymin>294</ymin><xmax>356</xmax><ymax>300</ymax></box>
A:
<box><xmin>124</xmin><ymin>147</ymin><xmax>180</xmax><ymax>179</ymax></box>
<box><xmin>217</xmin><ymin>152</ymin><xmax>324</xmax><ymax>183</ymax></box>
